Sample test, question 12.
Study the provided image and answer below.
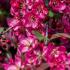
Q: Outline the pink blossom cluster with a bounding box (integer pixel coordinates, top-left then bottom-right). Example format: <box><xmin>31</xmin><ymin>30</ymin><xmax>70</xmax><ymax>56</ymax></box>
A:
<box><xmin>2</xmin><ymin>0</ymin><xmax>70</xmax><ymax>70</ymax></box>
<box><xmin>49</xmin><ymin>0</ymin><xmax>70</xmax><ymax>13</ymax></box>
<box><xmin>4</xmin><ymin>0</ymin><xmax>48</xmax><ymax>70</ymax></box>
<box><xmin>48</xmin><ymin>0</ymin><xmax>70</xmax><ymax>38</ymax></box>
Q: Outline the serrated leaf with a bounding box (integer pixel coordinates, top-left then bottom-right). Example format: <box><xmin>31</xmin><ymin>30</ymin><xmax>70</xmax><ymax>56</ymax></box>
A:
<box><xmin>49</xmin><ymin>11</ymin><xmax>54</xmax><ymax>17</ymax></box>
<box><xmin>0</xmin><ymin>27</ymin><xmax>4</xmax><ymax>33</ymax></box>
<box><xmin>33</xmin><ymin>31</ymin><xmax>44</xmax><ymax>41</ymax></box>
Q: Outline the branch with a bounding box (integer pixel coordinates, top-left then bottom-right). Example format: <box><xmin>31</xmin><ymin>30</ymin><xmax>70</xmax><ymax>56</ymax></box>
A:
<box><xmin>2</xmin><ymin>27</ymin><xmax>13</xmax><ymax>34</ymax></box>
<box><xmin>49</xmin><ymin>33</ymin><xmax>70</xmax><ymax>42</ymax></box>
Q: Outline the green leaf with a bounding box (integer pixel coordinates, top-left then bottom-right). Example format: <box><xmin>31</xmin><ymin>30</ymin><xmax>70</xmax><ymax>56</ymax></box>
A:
<box><xmin>0</xmin><ymin>10</ymin><xmax>3</xmax><ymax>15</ymax></box>
<box><xmin>33</xmin><ymin>31</ymin><xmax>44</xmax><ymax>41</ymax></box>
<box><xmin>0</xmin><ymin>27</ymin><xmax>4</xmax><ymax>33</ymax></box>
<box><xmin>48</xmin><ymin>10</ymin><xmax>54</xmax><ymax>17</ymax></box>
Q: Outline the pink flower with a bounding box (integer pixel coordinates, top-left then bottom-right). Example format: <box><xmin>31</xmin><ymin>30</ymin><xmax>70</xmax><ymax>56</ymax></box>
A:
<box><xmin>17</xmin><ymin>36</ymin><xmax>38</xmax><ymax>54</ymax></box>
<box><xmin>3</xmin><ymin>64</ymin><xmax>19</xmax><ymax>70</ymax></box>
<box><xmin>64</xmin><ymin>0</ymin><xmax>70</xmax><ymax>4</ymax></box>
<box><xmin>22</xmin><ymin>12</ymin><xmax>40</xmax><ymax>29</ymax></box>
<box><xmin>24</xmin><ymin>43</ymin><xmax>46</xmax><ymax>66</ymax></box>
<box><xmin>25</xmin><ymin>49</ymin><xmax>42</xmax><ymax>66</ymax></box>
<box><xmin>49</xmin><ymin>0</ymin><xmax>66</xmax><ymax>13</ymax></box>
<box><xmin>25</xmin><ymin>0</ymin><xmax>43</xmax><ymax>10</ymax></box>
<box><xmin>6</xmin><ymin>65</ymin><xmax>19</xmax><ymax>70</ymax></box>
<box><xmin>62</xmin><ymin>15</ymin><xmax>70</xmax><ymax>33</ymax></box>
<box><xmin>3</xmin><ymin>56</ymin><xmax>22</xmax><ymax>70</ymax></box>
<box><xmin>32</xmin><ymin>2</ymin><xmax>48</xmax><ymax>19</ymax></box>
<box><xmin>13</xmin><ymin>26</ymin><xmax>25</xmax><ymax>36</ymax></box>
<box><xmin>50</xmin><ymin>63</ymin><xmax>65</xmax><ymax>70</ymax></box>
<box><xmin>3</xmin><ymin>58</ymin><xmax>17</xmax><ymax>70</ymax></box>
<box><xmin>64</xmin><ymin>5</ymin><xmax>70</xmax><ymax>14</ymax></box>
<box><xmin>45</xmin><ymin>43</ymin><xmax>66</xmax><ymax>69</ymax></box>
<box><xmin>7</xmin><ymin>18</ymin><xmax>19</xmax><ymax>28</ymax></box>
<box><xmin>10</xmin><ymin>0</ymin><xmax>20</xmax><ymax>17</ymax></box>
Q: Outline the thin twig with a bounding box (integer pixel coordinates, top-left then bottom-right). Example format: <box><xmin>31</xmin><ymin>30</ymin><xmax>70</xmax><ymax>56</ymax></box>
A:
<box><xmin>2</xmin><ymin>27</ymin><xmax>13</xmax><ymax>34</ymax></box>
<box><xmin>49</xmin><ymin>33</ymin><xmax>70</xmax><ymax>42</ymax></box>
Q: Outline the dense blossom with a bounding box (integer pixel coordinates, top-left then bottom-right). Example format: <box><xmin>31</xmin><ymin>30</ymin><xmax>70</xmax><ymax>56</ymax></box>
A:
<box><xmin>0</xmin><ymin>0</ymin><xmax>70</xmax><ymax>70</ymax></box>
<box><xmin>10</xmin><ymin>0</ymin><xmax>21</xmax><ymax>17</ymax></box>
<box><xmin>32</xmin><ymin>2</ymin><xmax>48</xmax><ymax>19</ymax></box>
<box><xmin>17</xmin><ymin>35</ymin><xmax>38</xmax><ymax>54</ymax></box>
<box><xmin>6</xmin><ymin>0</ymin><xmax>48</xmax><ymax>69</ymax></box>
<box><xmin>3</xmin><ymin>56</ymin><xmax>22</xmax><ymax>70</ymax></box>
<box><xmin>45</xmin><ymin>43</ymin><xmax>66</xmax><ymax>69</ymax></box>
<box><xmin>22</xmin><ymin>12</ymin><xmax>40</xmax><ymax>28</ymax></box>
<box><xmin>49</xmin><ymin>0</ymin><xmax>66</xmax><ymax>13</ymax></box>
